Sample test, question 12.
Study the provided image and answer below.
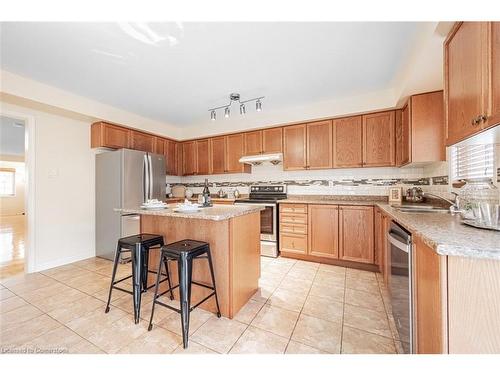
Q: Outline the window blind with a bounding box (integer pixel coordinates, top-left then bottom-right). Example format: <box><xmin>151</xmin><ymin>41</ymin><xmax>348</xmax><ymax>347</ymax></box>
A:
<box><xmin>451</xmin><ymin>144</ymin><xmax>495</xmax><ymax>181</ymax></box>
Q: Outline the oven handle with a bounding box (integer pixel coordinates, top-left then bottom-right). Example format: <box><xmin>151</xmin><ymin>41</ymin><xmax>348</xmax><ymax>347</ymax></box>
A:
<box><xmin>387</xmin><ymin>231</ymin><xmax>411</xmax><ymax>252</ymax></box>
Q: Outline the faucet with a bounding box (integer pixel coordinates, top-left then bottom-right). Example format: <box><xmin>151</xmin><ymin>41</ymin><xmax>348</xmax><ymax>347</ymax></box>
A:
<box><xmin>423</xmin><ymin>192</ymin><xmax>461</xmax><ymax>214</ymax></box>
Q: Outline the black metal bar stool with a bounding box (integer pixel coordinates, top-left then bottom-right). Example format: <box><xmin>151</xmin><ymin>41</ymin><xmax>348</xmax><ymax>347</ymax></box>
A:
<box><xmin>148</xmin><ymin>239</ymin><xmax>221</xmax><ymax>349</ymax></box>
<box><xmin>105</xmin><ymin>233</ymin><xmax>174</xmax><ymax>324</ymax></box>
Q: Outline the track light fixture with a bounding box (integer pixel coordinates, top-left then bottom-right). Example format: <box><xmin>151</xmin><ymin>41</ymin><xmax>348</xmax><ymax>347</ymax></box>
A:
<box><xmin>208</xmin><ymin>93</ymin><xmax>264</xmax><ymax>121</ymax></box>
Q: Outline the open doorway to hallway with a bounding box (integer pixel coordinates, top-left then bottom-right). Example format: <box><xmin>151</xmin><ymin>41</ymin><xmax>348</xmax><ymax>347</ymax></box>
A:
<box><xmin>0</xmin><ymin>115</ymin><xmax>26</xmax><ymax>278</ymax></box>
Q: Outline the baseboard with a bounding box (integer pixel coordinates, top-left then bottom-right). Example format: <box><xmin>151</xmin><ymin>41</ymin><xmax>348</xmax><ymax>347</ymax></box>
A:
<box><xmin>33</xmin><ymin>251</ymin><xmax>96</xmax><ymax>273</ymax></box>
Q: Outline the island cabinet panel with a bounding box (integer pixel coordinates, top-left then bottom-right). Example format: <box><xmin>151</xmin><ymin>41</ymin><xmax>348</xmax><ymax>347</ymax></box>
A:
<box><xmin>308</xmin><ymin>204</ymin><xmax>339</xmax><ymax>259</ymax></box>
<box><xmin>332</xmin><ymin>116</ymin><xmax>363</xmax><ymax>168</ymax></box>
<box><xmin>262</xmin><ymin>127</ymin><xmax>283</xmax><ymax>153</ymax></box>
<box><xmin>339</xmin><ymin>206</ymin><xmax>374</xmax><ymax>264</ymax></box>
<box><xmin>210</xmin><ymin>136</ymin><xmax>226</xmax><ymax>174</ymax></box>
<box><xmin>182</xmin><ymin>141</ymin><xmax>197</xmax><ymax>176</ymax></box>
<box><xmin>244</xmin><ymin>130</ymin><xmax>263</xmax><ymax>155</ymax></box>
<box><xmin>362</xmin><ymin>111</ymin><xmax>395</xmax><ymax>167</ymax></box>
<box><xmin>196</xmin><ymin>139</ymin><xmax>210</xmax><ymax>175</ymax></box>
<box><xmin>130</xmin><ymin>130</ymin><xmax>155</xmax><ymax>153</ymax></box>
<box><xmin>445</xmin><ymin>22</ymin><xmax>488</xmax><ymax>145</ymax></box>
<box><xmin>283</xmin><ymin>124</ymin><xmax>307</xmax><ymax>170</ymax></box>
<box><xmin>226</xmin><ymin>134</ymin><xmax>249</xmax><ymax>173</ymax></box>
<box><xmin>91</xmin><ymin>122</ymin><xmax>130</xmax><ymax>149</ymax></box>
<box><xmin>413</xmin><ymin>236</ymin><xmax>448</xmax><ymax>354</ymax></box>
<box><xmin>306</xmin><ymin>120</ymin><xmax>333</xmax><ymax>169</ymax></box>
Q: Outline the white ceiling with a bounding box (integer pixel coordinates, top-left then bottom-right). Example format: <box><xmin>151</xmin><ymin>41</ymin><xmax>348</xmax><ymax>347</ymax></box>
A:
<box><xmin>0</xmin><ymin>116</ymin><xmax>25</xmax><ymax>156</ymax></box>
<box><xmin>0</xmin><ymin>22</ymin><xmax>424</xmax><ymax>129</ymax></box>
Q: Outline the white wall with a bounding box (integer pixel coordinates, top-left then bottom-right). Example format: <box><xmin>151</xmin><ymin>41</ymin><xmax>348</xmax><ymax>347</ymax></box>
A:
<box><xmin>1</xmin><ymin>100</ymin><xmax>95</xmax><ymax>271</ymax></box>
<box><xmin>0</xmin><ymin>160</ymin><xmax>25</xmax><ymax>216</ymax></box>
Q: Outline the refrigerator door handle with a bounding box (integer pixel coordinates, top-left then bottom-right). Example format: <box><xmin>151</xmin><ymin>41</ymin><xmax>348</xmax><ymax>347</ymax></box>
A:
<box><xmin>143</xmin><ymin>154</ymin><xmax>149</xmax><ymax>203</ymax></box>
<box><xmin>148</xmin><ymin>154</ymin><xmax>153</xmax><ymax>200</ymax></box>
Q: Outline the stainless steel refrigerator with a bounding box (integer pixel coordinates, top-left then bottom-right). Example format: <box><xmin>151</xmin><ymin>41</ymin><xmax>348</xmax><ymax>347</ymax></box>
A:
<box><xmin>95</xmin><ymin>148</ymin><xmax>166</xmax><ymax>261</ymax></box>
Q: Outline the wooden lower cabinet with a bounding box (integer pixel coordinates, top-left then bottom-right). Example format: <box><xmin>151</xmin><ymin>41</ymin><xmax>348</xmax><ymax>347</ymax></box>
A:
<box><xmin>339</xmin><ymin>206</ymin><xmax>374</xmax><ymax>264</ymax></box>
<box><xmin>308</xmin><ymin>205</ymin><xmax>338</xmax><ymax>259</ymax></box>
<box><xmin>374</xmin><ymin>207</ymin><xmax>389</xmax><ymax>276</ymax></box>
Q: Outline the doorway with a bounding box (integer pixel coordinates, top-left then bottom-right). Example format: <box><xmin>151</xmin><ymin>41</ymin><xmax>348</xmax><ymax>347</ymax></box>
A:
<box><xmin>0</xmin><ymin>115</ymin><xmax>28</xmax><ymax>278</ymax></box>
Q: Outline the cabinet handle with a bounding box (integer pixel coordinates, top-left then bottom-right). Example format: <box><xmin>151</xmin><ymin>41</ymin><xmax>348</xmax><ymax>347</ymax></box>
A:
<box><xmin>471</xmin><ymin>116</ymin><xmax>481</xmax><ymax>126</ymax></box>
<box><xmin>480</xmin><ymin>114</ymin><xmax>488</xmax><ymax>123</ymax></box>
<box><xmin>291</xmin><ymin>241</ymin><xmax>295</xmax><ymax>248</ymax></box>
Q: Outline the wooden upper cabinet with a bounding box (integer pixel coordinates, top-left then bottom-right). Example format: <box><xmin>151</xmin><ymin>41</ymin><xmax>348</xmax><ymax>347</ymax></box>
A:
<box><xmin>130</xmin><ymin>131</ymin><xmax>155</xmax><ymax>153</ymax></box>
<box><xmin>488</xmin><ymin>22</ymin><xmax>500</xmax><ymax>128</ymax></box>
<box><xmin>339</xmin><ymin>206</ymin><xmax>374</xmax><ymax>264</ymax></box>
<box><xmin>396</xmin><ymin>106</ymin><xmax>410</xmax><ymax>166</ymax></box>
<box><xmin>210</xmin><ymin>136</ymin><xmax>226</xmax><ymax>174</ymax></box>
<box><xmin>306</xmin><ymin>120</ymin><xmax>333</xmax><ymax>169</ymax></box>
<box><xmin>165</xmin><ymin>140</ymin><xmax>178</xmax><ymax>176</ymax></box>
<box><xmin>182</xmin><ymin>141</ymin><xmax>197</xmax><ymax>176</ymax></box>
<box><xmin>175</xmin><ymin>142</ymin><xmax>183</xmax><ymax>176</ymax></box>
<box><xmin>154</xmin><ymin>137</ymin><xmax>165</xmax><ymax>155</ymax></box>
<box><xmin>362</xmin><ymin>111</ymin><xmax>395</xmax><ymax>167</ymax></box>
<box><xmin>244</xmin><ymin>130</ymin><xmax>263</xmax><ymax>155</ymax></box>
<box><xmin>283</xmin><ymin>124</ymin><xmax>307</xmax><ymax>170</ymax></box>
<box><xmin>445</xmin><ymin>22</ymin><xmax>488</xmax><ymax>145</ymax></box>
<box><xmin>226</xmin><ymin>134</ymin><xmax>248</xmax><ymax>173</ymax></box>
<box><xmin>196</xmin><ymin>139</ymin><xmax>210</xmax><ymax>175</ymax></box>
<box><xmin>262</xmin><ymin>127</ymin><xmax>283</xmax><ymax>153</ymax></box>
<box><xmin>332</xmin><ymin>116</ymin><xmax>363</xmax><ymax>168</ymax></box>
<box><xmin>91</xmin><ymin>122</ymin><xmax>130</xmax><ymax>149</ymax></box>
<box><xmin>308</xmin><ymin>204</ymin><xmax>339</xmax><ymax>259</ymax></box>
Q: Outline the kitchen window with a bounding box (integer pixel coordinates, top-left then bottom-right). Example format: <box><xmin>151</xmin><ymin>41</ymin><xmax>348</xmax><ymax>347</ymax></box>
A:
<box><xmin>450</xmin><ymin>144</ymin><xmax>495</xmax><ymax>181</ymax></box>
<box><xmin>0</xmin><ymin>168</ymin><xmax>16</xmax><ymax>196</ymax></box>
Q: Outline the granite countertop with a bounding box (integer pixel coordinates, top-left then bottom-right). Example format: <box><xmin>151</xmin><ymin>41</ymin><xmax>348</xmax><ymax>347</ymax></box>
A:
<box><xmin>280</xmin><ymin>195</ymin><xmax>388</xmax><ymax>206</ymax></box>
<box><xmin>117</xmin><ymin>204</ymin><xmax>263</xmax><ymax>221</ymax></box>
<box><xmin>377</xmin><ymin>204</ymin><xmax>500</xmax><ymax>261</ymax></box>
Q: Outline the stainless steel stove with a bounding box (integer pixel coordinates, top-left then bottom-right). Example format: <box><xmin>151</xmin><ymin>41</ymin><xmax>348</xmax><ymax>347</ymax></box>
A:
<box><xmin>234</xmin><ymin>184</ymin><xmax>287</xmax><ymax>258</ymax></box>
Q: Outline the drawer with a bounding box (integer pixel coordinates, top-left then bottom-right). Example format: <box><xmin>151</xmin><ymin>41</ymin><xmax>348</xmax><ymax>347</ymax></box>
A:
<box><xmin>280</xmin><ymin>203</ymin><xmax>308</xmax><ymax>214</ymax></box>
<box><xmin>280</xmin><ymin>234</ymin><xmax>308</xmax><ymax>253</ymax></box>
<box><xmin>280</xmin><ymin>223</ymin><xmax>308</xmax><ymax>235</ymax></box>
<box><xmin>280</xmin><ymin>213</ymin><xmax>308</xmax><ymax>225</ymax></box>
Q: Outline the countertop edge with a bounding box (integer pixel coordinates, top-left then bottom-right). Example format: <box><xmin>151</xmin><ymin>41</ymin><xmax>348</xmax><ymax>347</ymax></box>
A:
<box><xmin>116</xmin><ymin>206</ymin><xmax>263</xmax><ymax>221</ymax></box>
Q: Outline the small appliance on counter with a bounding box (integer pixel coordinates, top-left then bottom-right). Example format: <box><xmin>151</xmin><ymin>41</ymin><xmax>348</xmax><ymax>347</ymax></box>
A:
<box><xmin>405</xmin><ymin>187</ymin><xmax>424</xmax><ymax>203</ymax></box>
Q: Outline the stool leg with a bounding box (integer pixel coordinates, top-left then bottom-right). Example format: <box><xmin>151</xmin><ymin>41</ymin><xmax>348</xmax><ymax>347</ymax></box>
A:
<box><xmin>163</xmin><ymin>257</ymin><xmax>175</xmax><ymax>300</ymax></box>
<box><xmin>105</xmin><ymin>243</ymin><xmax>121</xmax><ymax>313</ymax></box>
<box><xmin>178</xmin><ymin>253</ymin><xmax>193</xmax><ymax>349</ymax></box>
<box><xmin>131</xmin><ymin>242</ymin><xmax>142</xmax><ymax>324</ymax></box>
<box><xmin>141</xmin><ymin>246</ymin><xmax>150</xmax><ymax>292</ymax></box>
<box><xmin>148</xmin><ymin>253</ymin><xmax>164</xmax><ymax>331</ymax></box>
<box><xmin>206</xmin><ymin>247</ymin><xmax>222</xmax><ymax>318</ymax></box>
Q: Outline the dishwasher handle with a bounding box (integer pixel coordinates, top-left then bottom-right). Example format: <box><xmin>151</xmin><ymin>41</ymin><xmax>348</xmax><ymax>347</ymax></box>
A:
<box><xmin>387</xmin><ymin>230</ymin><xmax>411</xmax><ymax>253</ymax></box>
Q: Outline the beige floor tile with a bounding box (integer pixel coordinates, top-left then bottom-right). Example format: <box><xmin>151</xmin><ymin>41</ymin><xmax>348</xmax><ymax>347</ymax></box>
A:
<box><xmin>16</xmin><ymin>282</ymin><xmax>73</xmax><ymax>302</ymax></box>
<box><xmin>343</xmin><ymin>304</ymin><xmax>392</xmax><ymax>338</ymax></box>
<box><xmin>69</xmin><ymin>339</ymin><xmax>105</xmax><ymax>354</ymax></box>
<box><xmin>259</xmin><ymin>271</ymin><xmax>285</xmax><ymax>288</ymax></box>
<box><xmin>92</xmin><ymin>286</ymin><xmax>130</xmax><ymax>302</ymax></box>
<box><xmin>1</xmin><ymin>314</ymin><xmax>62</xmax><ymax>346</ymax></box>
<box><xmin>233</xmin><ymin>299</ymin><xmax>265</xmax><ymax>324</ymax></box>
<box><xmin>314</xmin><ymin>272</ymin><xmax>346</xmax><ymax>289</ymax></box>
<box><xmin>28</xmin><ymin>288</ymin><xmax>88</xmax><ymax>313</ymax></box>
<box><xmin>251</xmin><ymin>284</ymin><xmax>276</xmax><ymax>303</ymax></box>
<box><xmin>71</xmin><ymin>257</ymin><xmax>114</xmax><ymax>271</ymax></box>
<box><xmin>267</xmin><ymin>287</ymin><xmax>308</xmax><ymax>312</ymax></box>
<box><xmin>251</xmin><ymin>305</ymin><xmax>299</xmax><ymax>338</ymax></box>
<box><xmin>287</xmin><ymin>267</ymin><xmax>317</xmax><ymax>281</ymax></box>
<box><xmin>302</xmin><ymin>294</ymin><xmax>344</xmax><ymax>324</ymax></box>
<box><xmin>0</xmin><ymin>303</ymin><xmax>43</xmax><ymax>328</ymax></box>
<box><xmin>263</xmin><ymin>263</ymin><xmax>292</xmax><ymax>277</ymax></box>
<box><xmin>272</xmin><ymin>257</ymin><xmax>297</xmax><ymax>267</ymax></box>
<box><xmin>110</xmin><ymin>291</ymin><xmax>154</xmax><ymax>315</ymax></box>
<box><xmin>66</xmin><ymin>307</ymin><xmax>129</xmax><ymax>338</ymax></box>
<box><xmin>318</xmin><ymin>263</ymin><xmax>346</xmax><ymax>275</ymax></box>
<box><xmin>173</xmin><ymin>340</ymin><xmax>217</xmax><ymax>354</ymax></box>
<box><xmin>156</xmin><ymin>307</ymin><xmax>213</xmax><ymax>337</ymax></box>
<box><xmin>345</xmin><ymin>275</ymin><xmax>380</xmax><ymax>294</ymax></box>
<box><xmin>64</xmin><ymin>274</ymin><xmax>111</xmax><ymax>294</ymax></box>
<box><xmin>292</xmin><ymin>260</ymin><xmax>320</xmax><ymax>271</ymax></box>
<box><xmin>291</xmin><ymin>314</ymin><xmax>342</xmax><ymax>354</ymax></box>
<box><xmin>25</xmin><ymin>325</ymin><xmax>97</xmax><ymax>354</ymax></box>
<box><xmin>346</xmin><ymin>268</ymin><xmax>378</xmax><ymax>283</ymax></box>
<box><xmin>341</xmin><ymin>326</ymin><xmax>397</xmax><ymax>354</ymax></box>
<box><xmin>285</xmin><ymin>340</ymin><xmax>328</xmax><ymax>354</ymax></box>
<box><xmin>0</xmin><ymin>295</ymin><xmax>28</xmax><ymax>313</ymax></box>
<box><xmin>309</xmin><ymin>283</ymin><xmax>345</xmax><ymax>303</ymax></box>
<box><xmin>344</xmin><ymin>288</ymin><xmax>385</xmax><ymax>312</ymax></box>
<box><xmin>191</xmin><ymin>316</ymin><xmax>247</xmax><ymax>353</ymax></box>
<box><xmin>229</xmin><ymin>326</ymin><xmax>288</xmax><ymax>354</ymax></box>
<box><xmin>118</xmin><ymin>326</ymin><xmax>182</xmax><ymax>354</ymax></box>
<box><xmin>279</xmin><ymin>274</ymin><xmax>313</xmax><ymax>294</ymax></box>
<box><xmin>46</xmin><ymin>295</ymin><xmax>104</xmax><ymax>323</ymax></box>
<box><xmin>1</xmin><ymin>272</ymin><xmax>53</xmax><ymax>290</ymax></box>
<box><xmin>0</xmin><ymin>288</ymin><xmax>15</xmax><ymax>301</ymax></box>
<box><xmin>140</xmin><ymin>301</ymin><xmax>176</xmax><ymax>325</ymax></box>
<box><xmin>93</xmin><ymin>263</ymin><xmax>131</xmax><ymax>279</ymax></box>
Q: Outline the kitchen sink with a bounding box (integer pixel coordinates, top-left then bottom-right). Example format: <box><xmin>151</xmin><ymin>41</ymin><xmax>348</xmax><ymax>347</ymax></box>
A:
<box><xmin>394</xmin><ymin>205</ymin><xmax>449</xmax><ymax>213</ymax></box>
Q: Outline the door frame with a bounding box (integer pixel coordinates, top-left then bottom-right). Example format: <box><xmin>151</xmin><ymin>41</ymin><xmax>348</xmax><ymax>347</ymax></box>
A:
<box><xmin>1</xmin><ymin>109</ymin><xmax>36</xmax><ymax>273</ymax></box>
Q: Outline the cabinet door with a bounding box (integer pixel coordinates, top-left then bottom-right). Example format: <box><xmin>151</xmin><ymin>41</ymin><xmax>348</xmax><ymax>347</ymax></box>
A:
<box><xmin>210</xmin><ymin>136</ymin><xmax>226</xmax><ymax>174</ymax></box>
<box><xmin>362</xmin><ymin>111</ymin><xmax>395</xmax><ymax>167</ymax></box>
<box><xmin>332</xmin><ymin>116</ymin><xmax>362</xmax><ymax>168</ymax></box>
<box><xmin>102</xmin><ymin>123</ymin><xmax>130</xmax><ymax>149</ymax></box>
<box><xmin>196</xmin><ymin>139</ymin><xmax>210</xmax><ymax>175</ymax></box>
<box><xmin>306</xmin><ymin>120</ymin><xmax>333</xmax><ymax>169</ymax></box>
<box><xmin>414</xmin><ymin>236</ymin><xmax>448</xmax><ymax>354</ymax></box>
<box><xmin>226</xmin><ymin>134</ymin><xmax>245</xmax><ymax>173</ymax></box>
<box><xmin>487</xmin><ymin>22</ymin><xmax>500</xmax><ymax>128</ymax></box>
<box><xmin>154</xmin><ymin>137</ymin><xmax>165</xmax><ymax>155</ymax></box>
<box><xmin>445</xmin><ymin>22</ymin><xmax>487</xmax><ymax>145</ymax></box>
<box><xmin>397</xmin><ymin>105</ymin><xmax>411</xmax><ymax>166</ymax></box>
<box><xmin>130</xmin><ymin>131</ymin><xmax>155</xmax><ymax>153</ymax></box>
<box><xmin>374</xmin><ymin>208</ymin><xmax>383</xmax><ymax>271</ymax></box>
<box><xmin>244</xmin><ymin>131</ymin><xmax>263</xmax><ymax>155</ymax></box>
<box><xmin>308</xmin><ymin>205</ymin><xmax>339</xmax><ymax>259</ymax></box>
<box><xmin>182</xmin><ymin>141</ymin><xmax>197</xmax><ymax>176</ymax></box>
<box><xmin>283</xmin><ymin>124</ymin><xmax>307</xmax><ymax>170</ymax></box>
<box><xmin>175</xmin><ymin>142</ymin><xmax>183</xmax><ymax>176</ymax></box>
<box><xmin>165</xmin><ymin>140</ymin><xmax>178</xmax><ymax>176</ymax></box>
<box><xmin>262</xmin><ymin>127</ymin><xmax>283</xmax><ymax>153</ymax></box>
<box><xmin>339</xmin><ymin>206</ymin><xmax>374</xmax><ymax>264</ymax></box>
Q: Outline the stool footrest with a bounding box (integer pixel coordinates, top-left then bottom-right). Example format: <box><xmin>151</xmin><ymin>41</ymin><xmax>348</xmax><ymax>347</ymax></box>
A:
<box><xmin>190</xmin><ymin>292</ymin><xmax>216</xmax><ymax>311</ymax></box>
<box><xmin>112</xmin><ymin>286</ymin><xmax>133</xmax><ymax>295</ymax></box>
<box><xmin>113</xmin><ymin>274</ymin><xmax>132</xmax><ymax>285</ymax></box>
<box><xmin>191</xmin><ymin>280</ymin><xmax>216</xmax><ymax>290</ymax></box>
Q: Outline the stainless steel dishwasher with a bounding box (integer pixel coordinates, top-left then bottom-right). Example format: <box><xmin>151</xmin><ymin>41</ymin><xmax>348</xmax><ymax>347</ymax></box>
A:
<box><xmin>387</xmin><ymin>221</ymin><xmax>413</xmax><ymax>353</ymax></box>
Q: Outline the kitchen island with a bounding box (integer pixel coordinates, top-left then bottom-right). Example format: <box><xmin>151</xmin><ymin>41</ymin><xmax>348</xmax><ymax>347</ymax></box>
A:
<box><xmin>118</xmin><ymin>205</ymin><xmax>262</xmax><ymax>318</ymax></box>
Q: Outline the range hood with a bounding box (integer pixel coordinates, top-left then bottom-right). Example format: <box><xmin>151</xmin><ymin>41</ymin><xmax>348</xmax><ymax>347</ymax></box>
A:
<box><xmin>238</xmin><ymin>153</ymin><xmax>283</xmax><ymax>165</ymax></box>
